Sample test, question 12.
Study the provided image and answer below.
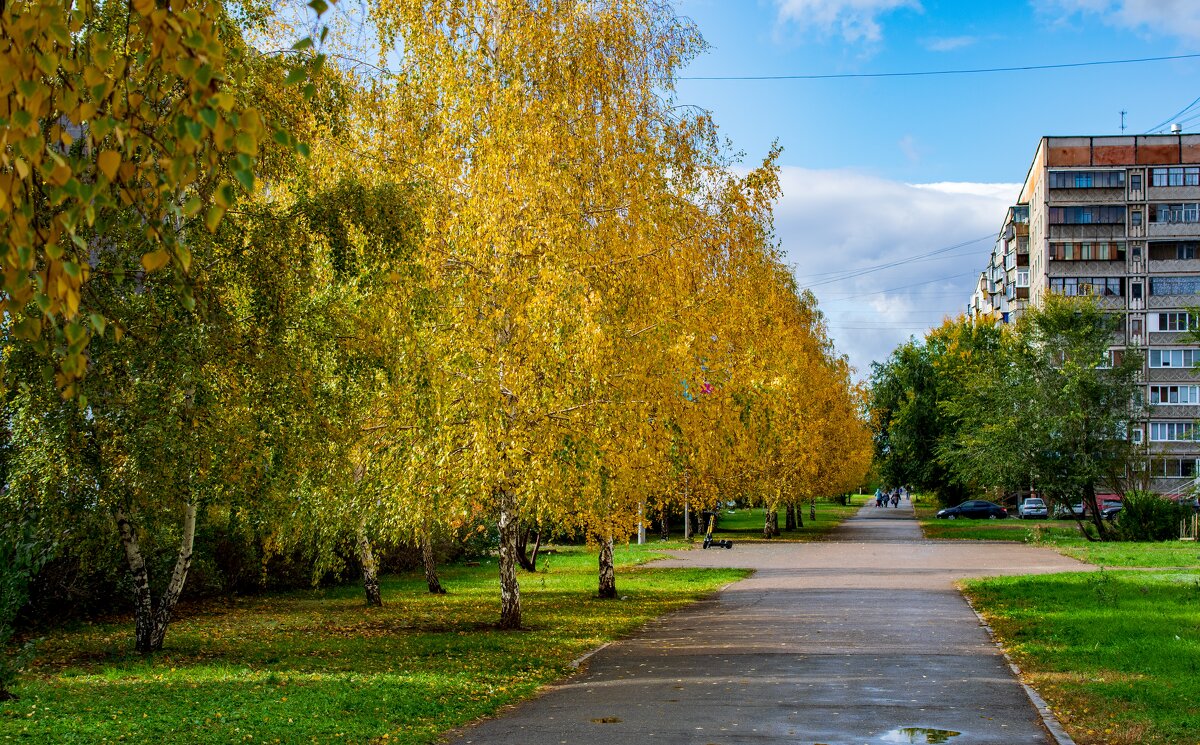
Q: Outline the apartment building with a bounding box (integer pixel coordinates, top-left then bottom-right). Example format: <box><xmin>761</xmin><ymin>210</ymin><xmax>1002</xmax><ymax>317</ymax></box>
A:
<box><xmin>969</xmin><ymin>134</ymin><xmax>1200</xmax><ymax>494</ymax></box>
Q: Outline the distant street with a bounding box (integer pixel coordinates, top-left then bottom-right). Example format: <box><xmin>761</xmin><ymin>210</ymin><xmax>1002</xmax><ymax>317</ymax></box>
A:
<box><xmin>448</xmin><ymin>503</ymin><xmax>1091</xmax><ymax>745</ymax></box>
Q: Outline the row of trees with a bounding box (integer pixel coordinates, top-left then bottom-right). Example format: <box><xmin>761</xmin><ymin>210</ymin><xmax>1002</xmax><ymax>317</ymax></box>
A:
<box><xmin>869</xmin><ymin>295</ymin><xmax>1151</xmax><ymax>539</ymax></box>
<box><xmin>1</xmin><ymin>0</ymin><xmax>871</xmax><ymax>679</ymax></box>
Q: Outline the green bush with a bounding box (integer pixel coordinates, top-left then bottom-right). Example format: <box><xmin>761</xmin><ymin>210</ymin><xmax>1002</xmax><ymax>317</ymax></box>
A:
<box><xmin>1</xmin><ymin>511</ymin><xmax>53</xmax><ymax>701</ymax></box>
<box><xmin>1114</xmin><ymin>491</ymin><xmax>1193</xmax><ymax>542</ymax></box>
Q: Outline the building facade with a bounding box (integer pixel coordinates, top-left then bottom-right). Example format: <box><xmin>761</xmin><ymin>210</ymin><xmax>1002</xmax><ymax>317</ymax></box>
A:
<box><xmin>969</xmin><ymin>134</ymin><xmax>1200</xmax><ymax>494</ymax></box>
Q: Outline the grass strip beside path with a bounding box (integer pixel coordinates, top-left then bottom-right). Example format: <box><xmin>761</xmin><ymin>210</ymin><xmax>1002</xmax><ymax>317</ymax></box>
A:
<box><xmin>963</xmin><ymin>570</ymin><xmax>1200</xmax><ymax>745</ymax></box>
<box><xmin>0</xmin><ymin>544</ymin><xmax>746</xmax><ymax>744</ymax></box>
<box><xmin>916</xmin><ymin>502</ymin><xmax>1200</xmax><ymax>568</ymax></box>
<box><xmin>710</xmin><ymin>499</ymin><xmax>864</xmax><ymax>543</ymax></box>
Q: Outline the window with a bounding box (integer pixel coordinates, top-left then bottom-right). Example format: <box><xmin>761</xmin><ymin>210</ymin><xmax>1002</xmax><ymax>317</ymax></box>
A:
<box><xmin>1132</xmin><ymin>210</ymin><xmax>1143</xmax><ymax>227</ymax></box>
<box><xmin>1048</xmin><ymin>242</ymin><xmax>1126</xmax><ymax>261</ymax></box>
<box><xmin>1133</xmin><ymin>427</ymin><xmax>1144</xmax><ymax>444</ymax></box>
<box><xmin>1151</xmin><ymin>167</ymin><xmax>1200</xmax><ymax>187</ymax></box>
<box><xmin>1133</xmin><ymin>245</ymin><xmax>1143</xmax><ymax>259</ymax></box>
<box><xmin>1149</xmin><ymin>385</ymin><xmax>1200</xmax><ymax>404</ymax></box>
<box><xmin>1048</xmin><ymin>277</ymin><xmax>1122</xmax><ymax>296</ymax></box>
<box><xmin>1049</xmin><ymin>170</ymin><xmax>1126</xmax><ymax>188</ymax></box>
<box><xmin>1151</xmin><ymin>276</ymin><xmax>1200</xmax><ymax>295</ymax></box>
<box><xmin>1131</xmin><ymin>174</ymin><xmax>1142</xmax><ymax>191</ymax></box>
<box><xmin>1151</xmin><ymin>203</ymin><xmax>1200</xmax><ymax>223</ymax></box>
<box><xmin>1132</xmin><ymin>318</ymin><xmax>1143</xmax><ymax>336</ymax></box>
<box><xmin>1097</xmin><ymin>349</ymin><xmax>1124</xmax><ymax>369</ymax></box>
<box><xmin>1158</xmin><ymin>312</ymin><xmax>1199</xmax><ymax>331</ymax></box>
<box><xmin>1148</xmin><ymin>241</ymin><xmax>1200</xmax><ymax>260</ymax></box>
<box><xmin>1149</xmin><ymin>421</ymin><xmax>1197</xmax><ymax>441</ymax></box>
<box><xmin>1146</xmin><ymin>458</ymin><xmax>1200</xmax><ymax>477</ymax></box>
<box><xmin>1048</xmin><ymin>206</ymin><xmax>1126</xmax><ymax>224</ymax></box>
<box><xmin>1016</xmin><ymin>270</ymin><xmax>1030</xmax><ymax>288</ymax></box>
<box><xmin>1148</xmin><ymin>348</ymin><xmax>1200</xmax><ymax>368</ymax></box>
<box><xmin>1132</xmin><ymin>282</ymin><xmax>1143</xmax><ymax>300</ymax></box>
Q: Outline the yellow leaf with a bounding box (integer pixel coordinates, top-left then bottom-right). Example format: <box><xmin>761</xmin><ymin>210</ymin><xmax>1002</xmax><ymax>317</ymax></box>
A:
<box><xmin>97</xmin><ymin>150</ymin><xmax>120</xmax><ymax>180</ymax></box>
<box><xmin>141</xmin><ymin>249</ymin><xmax>171</xmax><ymax>272</ymax></box>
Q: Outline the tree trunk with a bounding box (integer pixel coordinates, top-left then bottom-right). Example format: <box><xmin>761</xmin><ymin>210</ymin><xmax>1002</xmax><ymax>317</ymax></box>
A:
<box><xmin>809</xmin><ymin>499</ymin><xmax>816</xmax><ymax>523</ymax></box>
<box><xmin>357</xmin><ymin>521</ymin><xmax>382</xmax><ymax>607</ymax></box>
<box><xmin>497</xmin><ymin>486</ymin><xmax>522</xmax><ymax>629</ymax></box>
<box><xmin>683</xmin><ymin>498</ymin><xmax>691</xmax><ymax>540</ymax></box>
<box><xmin>597</xmin><ymin>537</ymin><xmax>617</xmax><ymax>599</ymax></box>
<box><xmin>762</xmin><ymin>509</ymin><xmax>778</xmax><ymax>539</ymax></box>
<box><xmin>421</xmin><ymin>533</ymin><xmax>446</xmax><ymax>594</ymax></box>
<box><xmin>1082</xmin><ymin>484</ymin><xmax>1110</xmax><ymax>541</ymax></box>
<box><xmin>116</xmin><ymin>502</ymin><xmax>197</xmax><ymax>654</ymax></box>
<box><xmin>785</xmin><ymin>504</ymin><xmax>796</xmax><ymax>530</ymax></box>
<box><xmin>516</xmin><ymin>525</ymin><xmax>541</xmax><ymax>572</ymax></box>
<box><xmin>659</xmin><ymin>509</ymin><xmax>670</xmax><ymax>540</ymax></box>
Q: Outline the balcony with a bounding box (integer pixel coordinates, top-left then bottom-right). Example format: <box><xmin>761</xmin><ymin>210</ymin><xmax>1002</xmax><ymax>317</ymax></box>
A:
<box><xmin>1148</xmin><ymin>258</ymin><xmax>1200</xmax><ymax>272</ymax></box>
<box><xmin>1147</xmin><ymin>222</ymin><xmax>1200</xmax><ymax>239</ymax></box>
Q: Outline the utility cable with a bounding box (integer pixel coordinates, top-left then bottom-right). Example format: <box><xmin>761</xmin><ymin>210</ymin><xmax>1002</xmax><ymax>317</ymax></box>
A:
<box><xmin>796</xmin><ymin>234</ymin><xmax>992</xmax><ymax>289</ymax></box>
<box><xmin>1146</xmin><ymin>93</ymin><xmax>1200</xmax><ymax>134</ymax></box>
<box><xmin>680</xmin><ymin>52</ymin><xmax>1200</xmax><ymax>82</ymax></box>
<box><xmin>820</xmin><ymin>271</ymin><xmax>978</xmax><ymax>301</ymax></box>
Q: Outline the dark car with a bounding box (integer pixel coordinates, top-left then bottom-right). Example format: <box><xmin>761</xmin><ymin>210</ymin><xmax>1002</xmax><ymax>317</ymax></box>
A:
<box><xmin>936</xmin><ymin>500</ymin><xmax>1008</xmax><ymax>520</ymax></box>
<box><xmin>1100</xmin><ymin>503</ymin><xmax>1124</xmax><ymax>521</ymax></box>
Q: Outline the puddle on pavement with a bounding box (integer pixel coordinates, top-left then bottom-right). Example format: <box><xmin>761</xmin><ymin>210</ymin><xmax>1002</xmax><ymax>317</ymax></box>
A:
<box><xmin>879</xmin><ymin>727</ymin><xmax>962</xmax><ymax>744</ymax></box>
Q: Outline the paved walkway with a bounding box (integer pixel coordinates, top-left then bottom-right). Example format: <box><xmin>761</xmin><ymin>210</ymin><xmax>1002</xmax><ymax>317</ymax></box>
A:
<box><xmin>447</xmin><ymin>503</ymin><xmax>1091</xmax><ymax>745</ymax></box>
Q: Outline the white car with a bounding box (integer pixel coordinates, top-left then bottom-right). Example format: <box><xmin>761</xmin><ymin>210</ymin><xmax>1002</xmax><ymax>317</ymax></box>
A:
<box><xmin>1018</xmin><ymin>498</ymin><xmax>1048</xmax><ymax>519</ymax></box>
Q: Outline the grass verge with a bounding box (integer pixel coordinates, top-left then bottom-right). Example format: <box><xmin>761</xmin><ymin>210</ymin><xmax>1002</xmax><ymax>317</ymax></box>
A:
<box><xmin>0</xmin><ymin>544</ymin><xmax>746</xmax><ymax>744</ymax></box>
<box><xmin>916</xmin><ymin>503</ymin><xmax>1200</xmax><ymax>568</ymax></box>
<box><xmin>709</xmin><ymin>500</ymin><xmax>863</xmax><ymax>542</ymax></box>
<box><xmin>963</xmin><ymin>570</ymin><xmax>1200</xmax><ymax>745</ymax></box>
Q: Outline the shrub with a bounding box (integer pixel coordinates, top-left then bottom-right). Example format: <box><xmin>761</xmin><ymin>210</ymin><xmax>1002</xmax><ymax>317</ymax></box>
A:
<box><xmin>1114</xmin><ymin>491</ymin><xmax>1193</xmax><ymax>542</ymax></box>
<box><xmin>1</xmin><ymin>511</ymin><xmax>53</xmax><ymax>701</ymax></box>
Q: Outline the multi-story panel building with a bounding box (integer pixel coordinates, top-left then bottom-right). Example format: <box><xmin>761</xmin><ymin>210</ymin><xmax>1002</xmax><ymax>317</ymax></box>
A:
<box><xmin>970</xmin><ymin>134</ymin><xmax>1200</xmax><ymax>494</ymax></box>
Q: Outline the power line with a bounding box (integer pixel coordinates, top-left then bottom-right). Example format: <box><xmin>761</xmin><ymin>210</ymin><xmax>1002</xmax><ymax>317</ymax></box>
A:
<box><xmin>819</xmin><ymin>271</ymin><xmax>977</xmax><ymax>301</ymax></box>
<box><xmin>680</xmin><ymin>52</ymin><xmax>1200</xmax><ymax>82</ymax></box>
<box><xmin>1146</xmin><ymin>93</ymin><xmax>1200</xmax><ymax>134</ymax></box>
<box><xmin>796</xmin><ymin>234</ymin><xmax>992</xmax><ymax>289</ymax></box>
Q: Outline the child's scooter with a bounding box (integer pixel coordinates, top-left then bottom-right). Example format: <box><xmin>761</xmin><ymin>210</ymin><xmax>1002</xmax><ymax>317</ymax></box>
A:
<box><xmin>700</xmin><ymin>510</ymin><xmax>733</xmax><ymax>549</ymax></box>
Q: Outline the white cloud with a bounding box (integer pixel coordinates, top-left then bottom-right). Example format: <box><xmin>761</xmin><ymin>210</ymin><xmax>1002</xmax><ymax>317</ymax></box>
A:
<box><xmin>774</xmin><ymin>0</ymin><xmax>922</xmax><ymax>43</ymax></box>
<box><xmin>921</xmin><ymin>35</ymin><xmax>978</xmax><ymax>51</ymax></box>
<box><xmin>1041</xmin><ymin>0</ymin><xmax>1200</xmax><ymax>41</ymax></box>
<box><xmin>772</xmin><ymin>167</ymin><xmax>1019</xmax><ymax>376</ymax></box>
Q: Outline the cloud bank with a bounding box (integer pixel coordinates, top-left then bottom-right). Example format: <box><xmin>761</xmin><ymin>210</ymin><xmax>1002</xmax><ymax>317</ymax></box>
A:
<box><xmin>771</xmin><ymin>167</ymin><xmax>1019</xmax><ymax>376</ymax></box>
<box><xmin>773</xmin><ymin>0</ymin><xmax>922</xmax><ymax>43</ymax></box>
<box><xmin>1042</xmin><ymin>0</ymin><xmax>1200</xmax><ymax>42</ymax></box>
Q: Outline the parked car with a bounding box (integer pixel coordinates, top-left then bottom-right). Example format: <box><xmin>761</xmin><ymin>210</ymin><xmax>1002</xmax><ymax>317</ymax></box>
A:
<box><xmin>1018</xmin><ymin>498</ymin><xmax>1048</xmax><ymax>519</ymax></box>
<box><xmin>1052</xmin><ymin>502</ymin><xmax>1085</xmax><ymax>519</ymax></box>
<box><xmin>1100</xmin><ymin>503</ymin><xmax>1124</xmax><ymax>521</ymax></box>
<box><xmin>936</xmin><ymin>500</ymin><xmax>1008</xmax><ymax>520</ymax></box>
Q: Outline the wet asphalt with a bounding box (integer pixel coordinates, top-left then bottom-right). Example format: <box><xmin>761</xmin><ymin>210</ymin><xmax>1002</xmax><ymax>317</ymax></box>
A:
<box><xmin>445</xmin><ymin>502</ymin><xmax>1091</xmax><ymax>745</ymax></box>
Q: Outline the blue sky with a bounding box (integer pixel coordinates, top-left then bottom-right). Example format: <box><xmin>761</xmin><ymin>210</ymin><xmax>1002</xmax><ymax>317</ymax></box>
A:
<box><xmin>671</xmin><ymin>0</ymin><xmax>1200</xmax><ymax>374</ymax></box>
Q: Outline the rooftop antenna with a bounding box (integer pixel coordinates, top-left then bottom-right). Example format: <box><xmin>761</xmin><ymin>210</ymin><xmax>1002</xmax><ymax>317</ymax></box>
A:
<box><xmin>1120</xmin><ymin>110</ymin><xmax>1127</xmax><ymax>134</ymax></box>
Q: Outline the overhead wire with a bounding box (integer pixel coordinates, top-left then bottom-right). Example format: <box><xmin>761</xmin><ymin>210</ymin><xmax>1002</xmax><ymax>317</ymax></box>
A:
<box><xmin>1146</xmin><ymin>93</ymin><xmax>1200</xmax><ymax>134</ymax></box>
<box><xmin>679</xmin><ymin>52</ymin><xmax>1200</xmax><ymax>82</ymax></box>
<box><xmin>820</xmin><ymin>271</ymin><xmax>978</xmax><ymax>301</ymax></box>
<box><xmin>796</xmin><ymin>234</ymin><xmax>993</xmax><ymax>289</ymax></box>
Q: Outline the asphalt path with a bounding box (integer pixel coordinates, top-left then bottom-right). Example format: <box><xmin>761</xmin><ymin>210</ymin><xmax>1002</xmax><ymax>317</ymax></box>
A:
<box><xmin>446</xmin><ymin>502</ymin><xmax>1090</xmax><ymax>745</ymax></box>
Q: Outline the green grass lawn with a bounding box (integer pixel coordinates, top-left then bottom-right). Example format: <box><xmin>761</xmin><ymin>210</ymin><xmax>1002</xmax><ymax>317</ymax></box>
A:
<box><xmin>706</xmin><ymin>500</ymin><xmax>863</xmax><ymax>542</ymax></box>
<box><xmin>963</xmin><ymin>570</ymin><xmax>1200</xmax><ymax>745</ymax></box>
<box><xmin>915</xmin><ymin>502</ymin><xmax>1200</xmax><ymax>568</ymax></box>
<box><xmin>914</xmin><ymin>502</ymin><xmax>1067</xmax><ymax>541</ymax></box>
<box><xmin>0</xmin><ymin>544</ymin><xmax>746</xmax><ymax>744</ymax></box>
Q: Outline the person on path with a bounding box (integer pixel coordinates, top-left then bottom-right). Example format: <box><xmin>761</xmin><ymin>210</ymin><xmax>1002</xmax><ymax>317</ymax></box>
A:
<box><xmin>891</xmin><ymin>493</ymin><xmax>900</xmax><ymax>508</ymax></box>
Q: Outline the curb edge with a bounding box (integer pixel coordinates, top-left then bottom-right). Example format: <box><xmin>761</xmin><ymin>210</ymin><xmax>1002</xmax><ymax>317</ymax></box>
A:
<box><xmin>962</xmin><ymin>592</ymin><xmax>1077</xmax><ymax>745</ymax></box>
